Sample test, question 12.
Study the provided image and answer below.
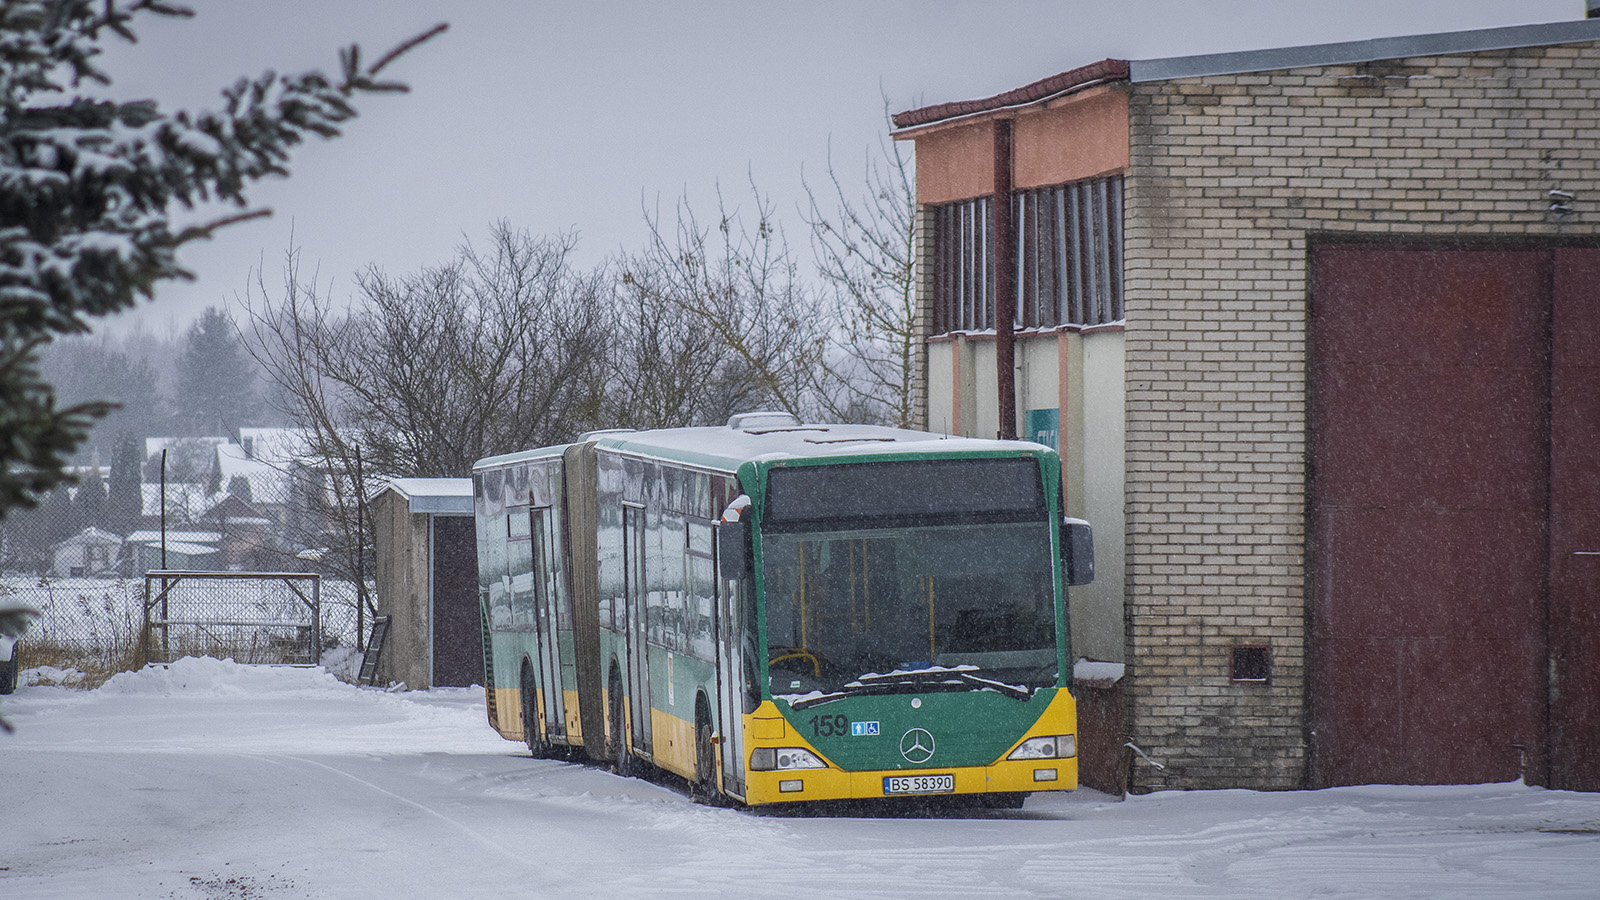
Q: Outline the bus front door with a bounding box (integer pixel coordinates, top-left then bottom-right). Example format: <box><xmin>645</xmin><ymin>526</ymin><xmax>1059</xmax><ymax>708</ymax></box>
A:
<box><xmin>623</xmin><ymin>504</ymin><xmax>651</xmax><ymax>756</ymax></box>
<box><xmin>531</xmin><ymin>508</ymin><xmax>565</xmax><ymax>744</ymax></box>
<box><xmin>714</xmin><ymin>538</ymin><xmax>747</xmax><ymax>799</ymax></box>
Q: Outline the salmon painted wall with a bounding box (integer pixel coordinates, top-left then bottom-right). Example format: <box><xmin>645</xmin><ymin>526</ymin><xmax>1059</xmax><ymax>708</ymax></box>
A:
<box><xmin>911</xmin><ymin>87</ymin><xmax>1128</xmax><ymax>204</ymax></box>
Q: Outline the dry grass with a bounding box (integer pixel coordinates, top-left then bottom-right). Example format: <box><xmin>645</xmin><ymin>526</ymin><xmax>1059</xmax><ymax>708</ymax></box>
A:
<box><xmin>16</xmin><ymin>639</ymin><xmax>143</xmax><ymax>689</ymax></box>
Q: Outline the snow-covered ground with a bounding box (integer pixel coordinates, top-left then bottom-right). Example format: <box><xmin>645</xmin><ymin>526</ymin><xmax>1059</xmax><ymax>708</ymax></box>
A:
<box><xmin>2</xmin><ymin>659</ymin><xmax>1596</xmax><ymax>899</ymax></box>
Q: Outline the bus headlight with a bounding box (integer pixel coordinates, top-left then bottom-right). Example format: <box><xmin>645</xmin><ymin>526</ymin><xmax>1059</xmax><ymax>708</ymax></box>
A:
<box><xmin>750</xmin><ymin>747</ymin><xmax>829</xmax><ymax>771</ymax></box>
<box><xmin>1007</xmin><ymin>735</ymin><xmax>1076</xmax><ymax>760</ymax></box>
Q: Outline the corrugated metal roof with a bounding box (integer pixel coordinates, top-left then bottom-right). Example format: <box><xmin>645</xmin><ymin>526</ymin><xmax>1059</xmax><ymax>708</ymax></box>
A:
<box><xmin>893</xmin><ymin>18</ymin><xmax>1600</xmax><ymax>131</ymax></box>
<box><xmin>1130</xmin><ymin>17</ymin><xmax>1600</xmax><ymax>82</ymax></box>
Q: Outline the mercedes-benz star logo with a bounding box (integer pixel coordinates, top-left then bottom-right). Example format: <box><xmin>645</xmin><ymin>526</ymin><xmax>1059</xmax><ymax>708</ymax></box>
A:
<box><xmin>899</xmin><ymin>728</ymin><xmax>935</xmax><ymax>764</ymax></box>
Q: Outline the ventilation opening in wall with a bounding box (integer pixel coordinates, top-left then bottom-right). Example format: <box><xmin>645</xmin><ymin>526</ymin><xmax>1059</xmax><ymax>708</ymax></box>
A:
<box><xmin>1231</xmin><ymin>645</ymin><xmax>1272</xmax><ymax>684</ymax></box>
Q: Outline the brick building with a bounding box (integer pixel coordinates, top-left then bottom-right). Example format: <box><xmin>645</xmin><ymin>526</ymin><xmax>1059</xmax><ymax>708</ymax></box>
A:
<box><xmin>894</xmin><ymin>17</ymin><xmax>1600</xmax><ymax>792</ymax></box>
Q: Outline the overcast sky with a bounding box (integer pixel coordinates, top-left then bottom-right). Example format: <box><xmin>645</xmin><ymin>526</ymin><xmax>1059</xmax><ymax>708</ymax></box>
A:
<box><xmin>94</xmin><ymin>0</ymin><xmax>1583</xmax><ymax>336</ymax></box>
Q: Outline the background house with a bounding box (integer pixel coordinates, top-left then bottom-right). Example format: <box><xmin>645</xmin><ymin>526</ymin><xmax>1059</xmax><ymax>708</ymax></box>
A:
<box><xmin>49</xmin><ymin>527</ymin><xmax>122</xmax><ymax>577</ymax></box>
<box><xmin>894</xmin><ymin>17</ymin><xmax>1600</xmax><ymax>792</ymax></box>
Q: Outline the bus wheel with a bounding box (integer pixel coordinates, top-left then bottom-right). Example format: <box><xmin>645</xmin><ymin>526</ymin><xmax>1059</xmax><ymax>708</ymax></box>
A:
<box><xmin>521</xmin><ymin>666</ymin><xmax>548</xmax><ymax>759</ymax></box>
<box><xmin>693</xmin><ymin>719</ymin><xmax>721</xmax><ymax>806</ymax></box>
<box><xmin>608</xmin><ymin>672</ymin><xmax>632</xmax><ymax>777</ymax></box>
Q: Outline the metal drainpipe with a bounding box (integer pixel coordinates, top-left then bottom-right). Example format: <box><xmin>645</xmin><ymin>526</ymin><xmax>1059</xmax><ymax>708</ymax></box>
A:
<box><xmin>993</xmin><ymin>117</ymin><xmax>1018</xmax><ymax>439</ymax></box>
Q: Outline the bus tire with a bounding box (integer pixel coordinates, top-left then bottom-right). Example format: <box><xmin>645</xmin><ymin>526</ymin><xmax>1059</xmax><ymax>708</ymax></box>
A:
<box><xmin>609</xmin><ymin>671</ymin><xmax>632</xmax><ymax>777</ymax></box>
<box><xmin>521</xmin><ymin>665</ymin><xmax>549</xmax><ymax>759</ymax></box>
<box><xmin>693</xmin><ymin>719</ymin><xmax>721</xmax><ymax>806</ymax></box>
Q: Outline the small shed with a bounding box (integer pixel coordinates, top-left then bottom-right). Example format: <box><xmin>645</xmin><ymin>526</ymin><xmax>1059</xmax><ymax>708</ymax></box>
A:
<box><xmin>371</xmin><ymin>479</ymin><xmax>481</xmax><ymax>689</ymax></box>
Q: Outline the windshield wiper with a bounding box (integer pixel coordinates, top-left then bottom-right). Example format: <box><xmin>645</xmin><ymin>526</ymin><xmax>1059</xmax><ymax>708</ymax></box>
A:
<box><xmin>855</xmin><ymin>669</ymin><xmax>1032</xmax><ymax>700</ymax></box>
<box><xmin>785</xmin><ymin>668</ymin><xmax>1031</xmax><ymax>709</ymax></box>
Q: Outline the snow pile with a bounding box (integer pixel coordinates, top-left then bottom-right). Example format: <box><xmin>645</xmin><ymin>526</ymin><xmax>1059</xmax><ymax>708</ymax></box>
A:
<box><xmin>22</xmin><ymin>664</ymin><xmax>86</xmax><ymax>687</ymax></box>
<box><xmin>4</xmin><ymin>656</ymin><xmax>507</xmax><ymax>759</ymax></box>
<box><xmin>318</xmin><ymin>645</ymin><xmax>365</xmax><ymax>682</ymax></box>
<box><xmin>1073</xmin><ymin>658</ymin><xmax>1126</xmax><ymax>685</ymax></box>
<box><xmin>99</xmin><ymin>655</ymin><xmax>353</xmax><ymax>698</ymax></box>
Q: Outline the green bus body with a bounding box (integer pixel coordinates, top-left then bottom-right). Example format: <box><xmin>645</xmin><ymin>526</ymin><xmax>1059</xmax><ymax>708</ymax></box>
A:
<box><xmin>473</xmin><ymin>420</ymin><xmax>1088</xmax><ymax>806</ymax></box>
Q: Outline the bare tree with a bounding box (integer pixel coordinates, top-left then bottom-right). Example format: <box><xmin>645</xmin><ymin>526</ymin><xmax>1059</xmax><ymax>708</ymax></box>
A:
<box><xmin>238</xmin><ymin>222</ymin><xmax>611</xmax><ymax>615</ymax></box>
<box><xmin>603</xmin><ymin>264</ymin><xmax>727</xmax><ymax>430</ymax></box>
<box><xmin>803</xmin><ymin>120</ymin><xmax>919</xmax><ymax>427</ymax></box>
<box><xmin>619</xmin><ymin>182</ymin><xmax>834</xmax><ymax>423</ymax></box>
<box><xmin>234</xmin><ymin>248</ymin><xmax>369</xmax><ymax>597</ymax></box>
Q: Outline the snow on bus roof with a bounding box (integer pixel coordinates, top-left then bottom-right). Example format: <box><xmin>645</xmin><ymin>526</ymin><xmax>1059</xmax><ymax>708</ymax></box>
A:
<box><xmin>594</xmin><ymin>423</ymin><xmax>1051</xmax><ymax>470</ymax></box>
<box><xmin>473</xmin><ymin>424</ymin><xmax>1054</xmax><ymax>474</ymax></box>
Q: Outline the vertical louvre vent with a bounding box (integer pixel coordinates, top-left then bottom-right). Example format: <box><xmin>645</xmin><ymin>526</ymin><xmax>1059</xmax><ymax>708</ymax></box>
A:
<box><xmin>932</xmin><ymin>174</ymin><xmax>1123</xmax><ymax>335</ymax></box>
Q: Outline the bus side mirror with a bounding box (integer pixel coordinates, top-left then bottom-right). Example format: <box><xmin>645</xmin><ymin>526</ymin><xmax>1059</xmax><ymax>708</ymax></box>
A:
<box><xmin>717</xmin><ymin>519</ymin><xmax>749</xmax><ymax>579</ymax></box>
<box><xmin>718</xmin><ymin>494</ymin><xmax>753</xmax><ymax>579</ymax></box>
<box><xmin>1063</xmin><ymin>517</ymin><xmax>1095</xmax><ymax>586</ymax></box>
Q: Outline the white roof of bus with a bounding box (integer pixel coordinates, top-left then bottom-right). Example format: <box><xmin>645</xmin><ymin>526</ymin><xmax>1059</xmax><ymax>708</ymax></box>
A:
<box><xmin>475</xmin><ymin>423</ymin><xmax>1049</xmax><ymax>474</ymax></box>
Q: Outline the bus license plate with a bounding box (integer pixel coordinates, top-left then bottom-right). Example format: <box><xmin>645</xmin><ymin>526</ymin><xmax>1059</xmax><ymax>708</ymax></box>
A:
<box><xmin>883</xmin><ymin>774</ymin><xmax>954</xmax><ymax>795</ymax></box>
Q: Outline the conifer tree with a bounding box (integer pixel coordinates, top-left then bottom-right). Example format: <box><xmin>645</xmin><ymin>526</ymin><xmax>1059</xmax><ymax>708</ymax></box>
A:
<box><xmin>74</xmin><ymin>467</ymin><xmax>107</xmax><ymax>531</ymax></box>
<box><xmin>0</xmin><ymin>1</ymin><xmax>446</xmax><ymax>518</ymax></box>
<box><xmin>106</xmin><ymin>431</ymin><xmax>143</xmax><ymax>532</ymax></box>
<box><xmin>174</xmin><ymin>307</ymin><xmax>256</xmax><ymax>435</ymax></box>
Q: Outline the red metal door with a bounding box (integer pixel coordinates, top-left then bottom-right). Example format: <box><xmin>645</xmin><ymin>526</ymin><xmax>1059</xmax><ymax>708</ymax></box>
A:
<box><xmin>1550</xmin><ymin>249</ymin><xmax>1600</xmax><ymax>792</ymax></box>
<box><xmin>1309</xmin><ymin>246</ymin><xmax>1550</xmax><ymax>787</ymax></box>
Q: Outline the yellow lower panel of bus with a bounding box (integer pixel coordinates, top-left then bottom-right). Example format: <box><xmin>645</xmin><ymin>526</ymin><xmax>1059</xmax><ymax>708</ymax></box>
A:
<box><xmin>489</xmin><ymin>687</ymin><xmax>583</xmax><ymax>747</ymax></box>
<box><xmin>648</xmin><ymin>707</ymin><xmax>697</xmax><ymax>779</ymax></box>
<box><xmin>491</xmin><ymin>686</ymin><xmax>522</xmax><ymax>741</ymax></box>
<box><xmin>744</xmin><ymin>756</ymin><xmax>1079</xmax><ymax>804</ymax></box>
<box><xmin>741</xmin><ymin>691</ymin><xmax>1078</xmax><ymax>805</ymax></box>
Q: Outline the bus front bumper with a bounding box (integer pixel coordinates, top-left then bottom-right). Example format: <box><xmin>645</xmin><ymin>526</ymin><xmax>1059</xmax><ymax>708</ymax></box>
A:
<box><xmin>742</xmin><ymin>755</ymin><xmax>1077</xmax><ymax>806</ymax></box>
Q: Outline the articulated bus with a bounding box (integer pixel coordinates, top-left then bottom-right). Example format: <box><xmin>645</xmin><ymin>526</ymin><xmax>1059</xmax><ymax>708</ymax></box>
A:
<box><xmin>472</xmin><ymin>414</ymin><xmax>1094</xmax><ymax>807</ymax></box>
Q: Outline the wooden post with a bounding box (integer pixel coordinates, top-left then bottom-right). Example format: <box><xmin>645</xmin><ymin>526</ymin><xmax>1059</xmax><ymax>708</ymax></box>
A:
<box><xmin>993</xmin><ymin>118</ymin><xmax>1017</xmax><ymax>439</ymax></box>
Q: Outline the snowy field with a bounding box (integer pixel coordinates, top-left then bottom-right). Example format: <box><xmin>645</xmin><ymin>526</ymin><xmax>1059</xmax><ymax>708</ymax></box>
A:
<box><xmin>2</xmin><ymin>659</ymin><xmax>1597</xmax><ymax>899</ymax></box>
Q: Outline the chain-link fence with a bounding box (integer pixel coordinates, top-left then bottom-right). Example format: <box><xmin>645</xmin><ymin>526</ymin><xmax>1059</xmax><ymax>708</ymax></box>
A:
<box><xmin>142</xmin><ymin>572</ymin><xmax>322</xmax><ymax>666</ymax></box>
<box><xmin>0</xmin><ymin>428</ymin><xmax>377</xmax><ymax>680</ymax></box>
<box><xmin>0</xmin><ymin>575</ymin><xmax>145</xmax><ymax>676</ymax></box>
<box><xmin>0</xmin><ymin>572</ymin><xmax>365</xmax><ymax>678</ymax></box>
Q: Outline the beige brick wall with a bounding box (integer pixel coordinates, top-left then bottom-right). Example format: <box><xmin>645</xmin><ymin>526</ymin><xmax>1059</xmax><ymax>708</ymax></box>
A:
<box><xmin>1122</xmin><ymin>43</ymin><xmax>1600</xmax><ymax>790</ymax></box>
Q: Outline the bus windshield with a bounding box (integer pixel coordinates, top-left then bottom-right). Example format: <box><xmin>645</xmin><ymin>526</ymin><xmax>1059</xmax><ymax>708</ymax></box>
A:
<box><xmin>761</xmin><ymin>520</ymin><xmax>1058</xmax><ymax>700</ymax></box>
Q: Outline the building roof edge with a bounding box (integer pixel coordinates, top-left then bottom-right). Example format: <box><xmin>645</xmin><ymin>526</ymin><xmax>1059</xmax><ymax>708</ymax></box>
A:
<box><xmin>1130</xmin><ymin>18</ymin><xmax>1600</xmax><ymax>82</ymax></box>
<box><xmin>892</xmin><ymin>58</ymin><xmax>1130</xmax><ymax>131</ymax></box>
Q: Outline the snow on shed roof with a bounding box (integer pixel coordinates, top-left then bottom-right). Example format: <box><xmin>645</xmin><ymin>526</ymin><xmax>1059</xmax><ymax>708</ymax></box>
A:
<box><xmin>126</xmin><ymin>530</ymin><xmax>221</xmax><ymax>544</ymax></box>
<box><xmin>54</xmin><ymin>527</ymin><xmax>123</xmax><ymax>548</ymax></box>
<box><xmin>378</xmin><ymin>478</ymin><xmax>474</xmax><ymax>515</ymax></box>
<box><xmin>147</xmin><ymin>541</ymin><xmax>218</xmax><ymax>557</ymax></box>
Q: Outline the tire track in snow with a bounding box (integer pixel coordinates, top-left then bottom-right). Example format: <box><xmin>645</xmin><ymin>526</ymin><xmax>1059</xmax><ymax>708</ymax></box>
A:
<box><xmin>278</xmin><ymin>754</ymin><xmax>605</xmax><ymax>899</ymax></box>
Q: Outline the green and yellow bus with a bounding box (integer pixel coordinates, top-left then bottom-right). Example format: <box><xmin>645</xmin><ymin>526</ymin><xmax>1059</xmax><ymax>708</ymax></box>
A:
<box><xmin>473</xmin><ymin>414</ymin><xmax>1094</xmax><ymax>807</ymax></box>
